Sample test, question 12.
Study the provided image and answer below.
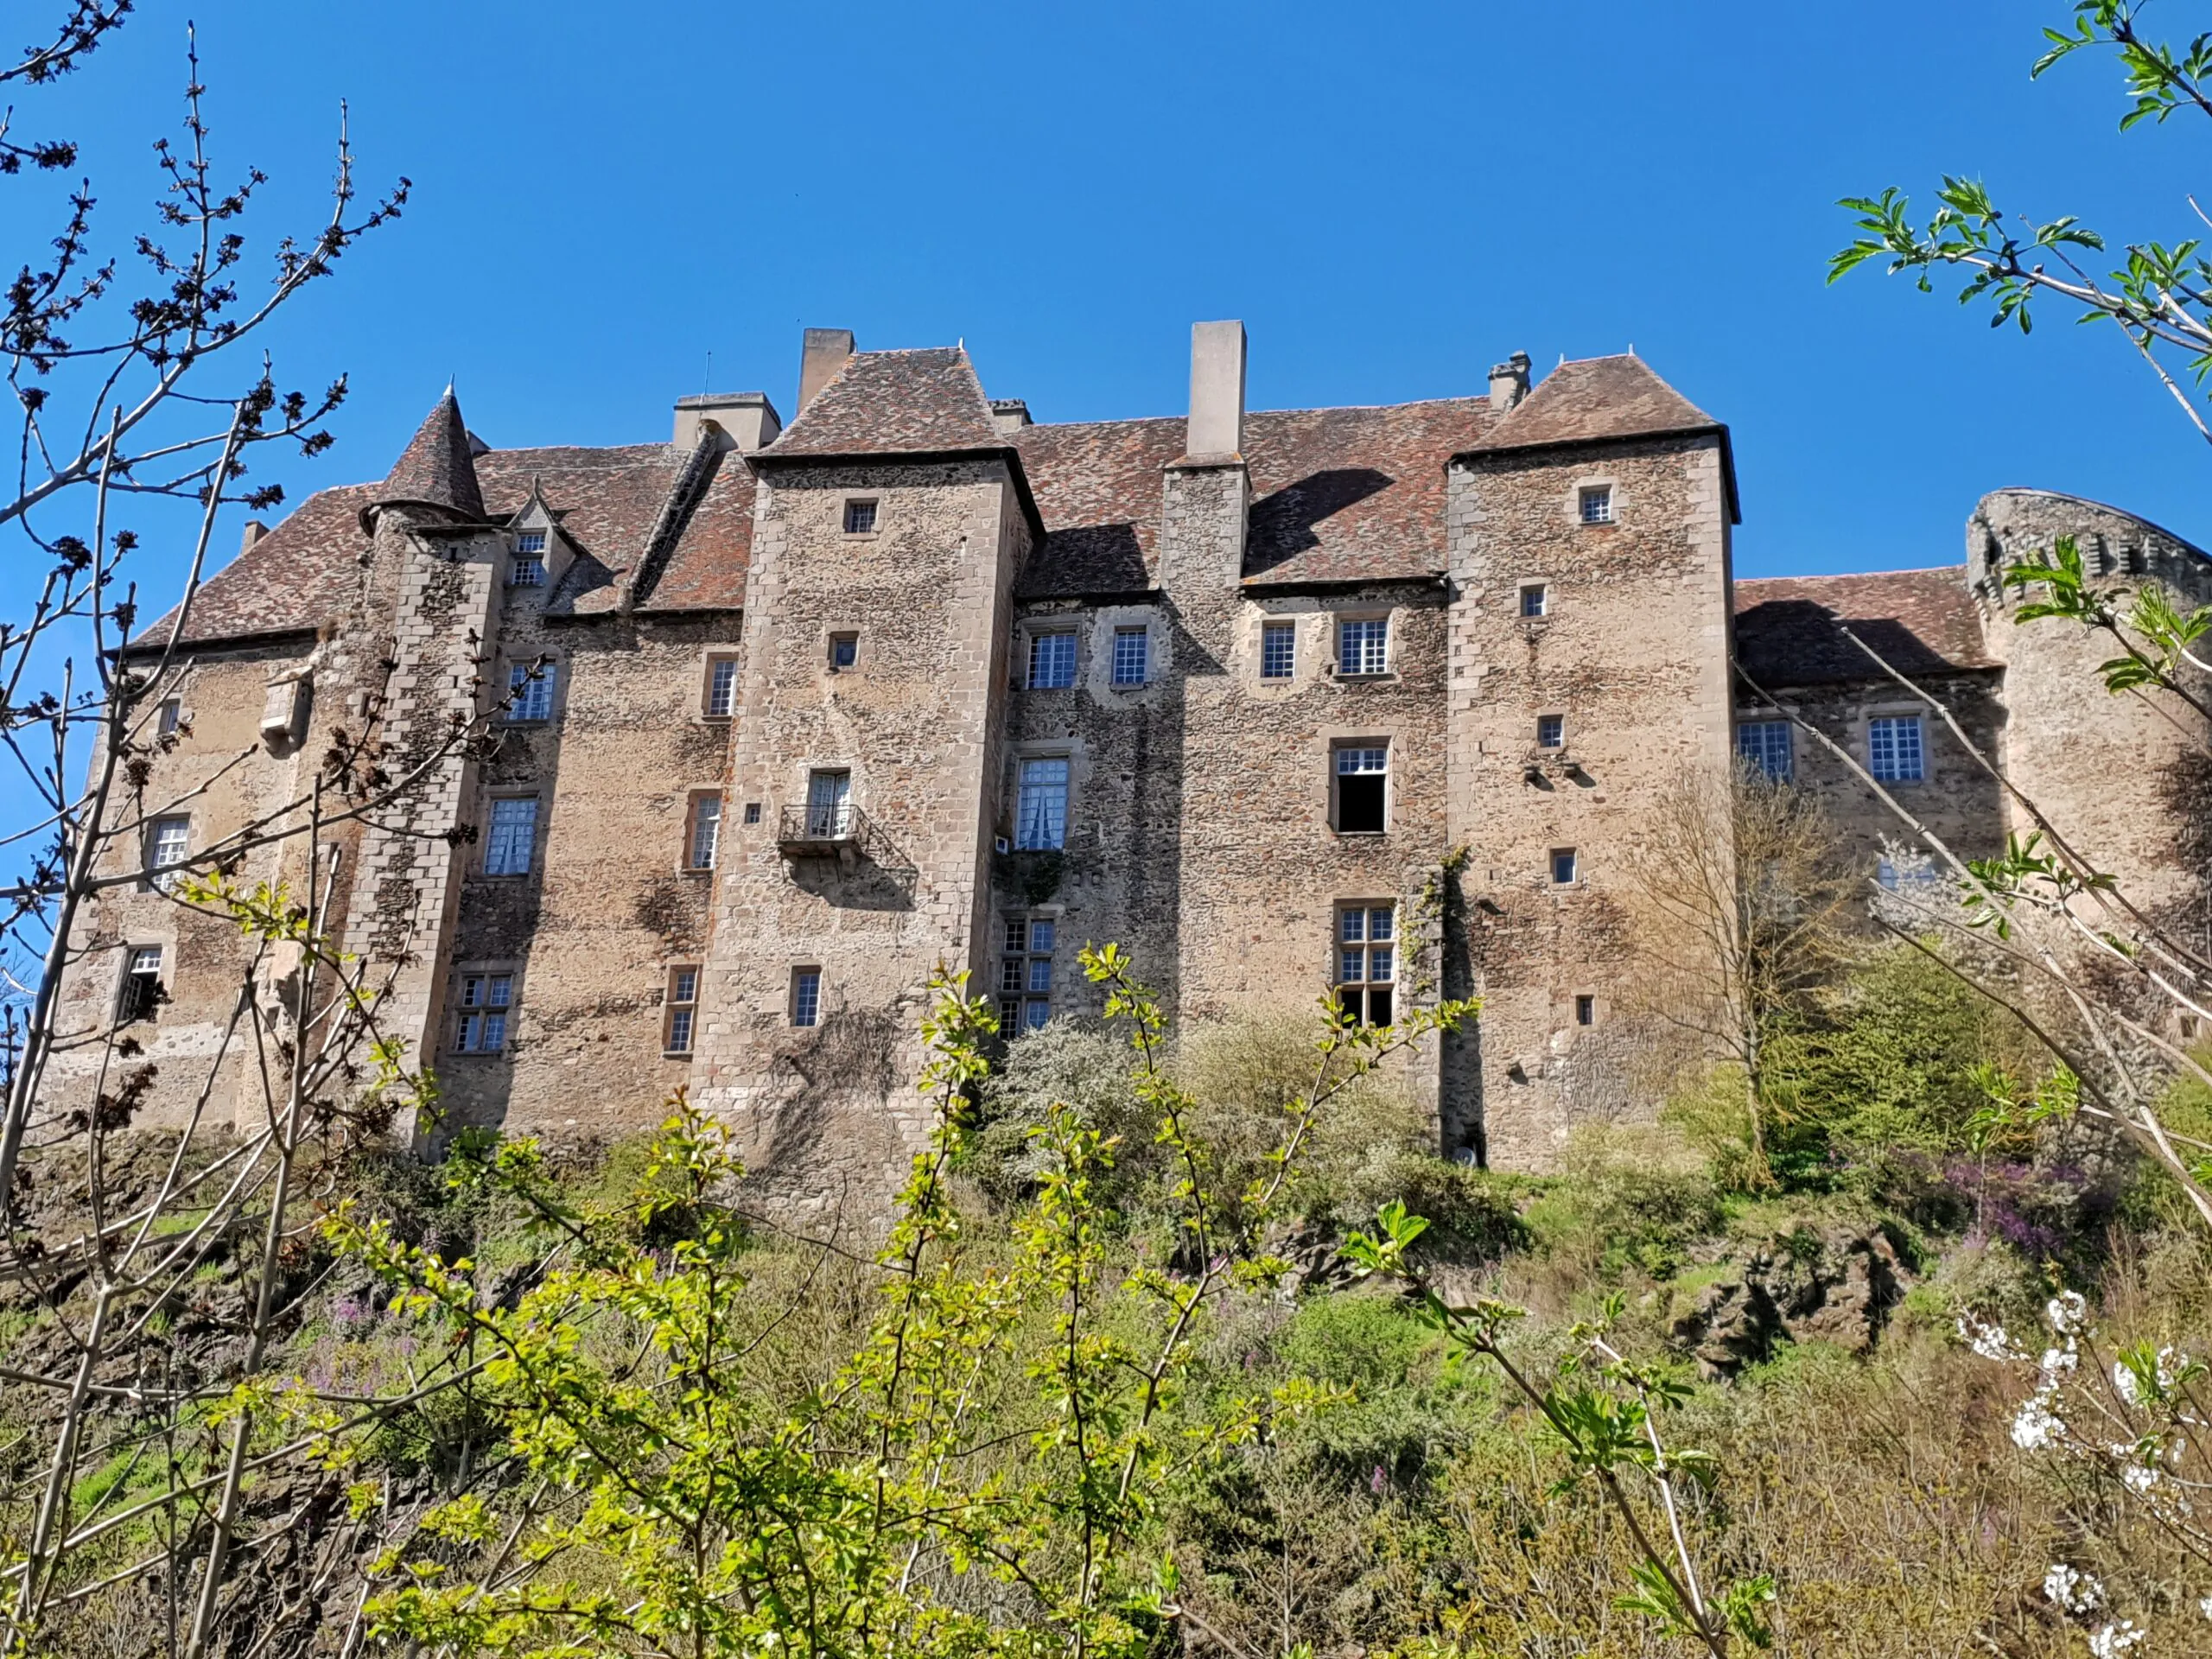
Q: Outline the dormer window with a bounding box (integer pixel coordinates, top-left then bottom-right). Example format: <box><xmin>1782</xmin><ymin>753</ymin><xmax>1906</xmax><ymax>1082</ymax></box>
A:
<box><xmin>512</xmin><ymin>531</ymin><xmax>547</xmax><ymax>587</ymax></box>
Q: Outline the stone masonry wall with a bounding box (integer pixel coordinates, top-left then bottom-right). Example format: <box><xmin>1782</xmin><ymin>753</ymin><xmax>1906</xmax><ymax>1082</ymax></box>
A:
<box><xmin>691</xmin><ymin>459</ymin><xmax>1027</xmax><ymax>1221</ymax></box>
<box><xmin>1447</xmin><ymin>433</ymin><xmax>1735</xmax><ymax>1170</ymax></box>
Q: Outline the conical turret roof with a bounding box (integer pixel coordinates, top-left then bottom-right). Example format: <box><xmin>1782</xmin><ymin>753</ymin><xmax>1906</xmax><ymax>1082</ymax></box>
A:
<box><xmin>364</xmin><ymin>389</ymin><xmax>486</xmax><ymax>529</ymax></box>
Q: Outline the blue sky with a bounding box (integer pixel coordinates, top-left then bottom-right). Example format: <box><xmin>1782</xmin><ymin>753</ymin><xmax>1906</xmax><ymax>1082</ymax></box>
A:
<box><xmin>10</xmin><ymin>0</ymin><xmax>2209</xmax><ymax>582</ymax></box>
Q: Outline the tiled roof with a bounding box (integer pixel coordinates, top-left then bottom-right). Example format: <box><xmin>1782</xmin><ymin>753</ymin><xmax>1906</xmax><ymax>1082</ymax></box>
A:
<box><xmin>1473</xmin><ymin>354</ymin><xmax>1719</xmax><ymax>453</ymax></box>
<box><xmin>137</xmin><ymin>483</ymin><xmax>375</xmax><ymax>647</ymax></box>
<box><xmin>1733</xmin><ymin>566</ymin><xmax>1995</xmax><ymax>687</ymax></box>
<box><xmin>633</xmin><ymin>451</ymin><xmax>756</xmax><ymax>612</ymax></box>
<box><xmin>370</xmin><ymin>391</ymin><xmax>485</xmax><ymax>523</ymax></box>
<box><xmin>761</xmin><ymin>347</ymin><xmax>1003</xmax><ymax>459</ymax></box>
<box><xmin>1014</xmin><ymin>397</ymin><xmax>1497</xmax><ymax>596</ymax></box>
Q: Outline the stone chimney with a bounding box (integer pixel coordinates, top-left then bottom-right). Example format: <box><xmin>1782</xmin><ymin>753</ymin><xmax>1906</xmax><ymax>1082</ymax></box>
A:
<box><xmin>674</xmin><ymin>391</ymin><xmax>783</xmax><ymax>454</ymax></box>
<box><xmin>798</xmin><ymin>327</ymin><xmax>855</xmax><ymax>411</ymax></box>
<box><xmin>239</xmin><ymin>519</ymin><xmax>268</xmax><ymax>555</ymax></box>
<box><xmin>988</xmin><ymin>398</ymin><xmax>1033</xmax><ymax>435</ymax></box>
<box><xmin>1186</xmin><ymin>320</ymin><xmax>1246</xmax><ymax>459</ymax></box>
<box><xmin>1489</xmin><ymin>351</ymin><xmax>1531</xmax><ymax>413</ymax></box>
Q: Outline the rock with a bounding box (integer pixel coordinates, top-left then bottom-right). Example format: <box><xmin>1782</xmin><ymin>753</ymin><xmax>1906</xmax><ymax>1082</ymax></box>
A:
<box><xmin>1669</xmin><ymin>1220</ymin><xmax>1909</xmax><ymax>1379</ymax></box>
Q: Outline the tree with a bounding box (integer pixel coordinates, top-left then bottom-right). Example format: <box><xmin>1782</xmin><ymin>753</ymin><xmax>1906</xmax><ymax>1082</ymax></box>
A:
<box><xmin>1623</xmin><ymin>762</ymin><xmax>1856</xmax><ymax>1177</ymax></box>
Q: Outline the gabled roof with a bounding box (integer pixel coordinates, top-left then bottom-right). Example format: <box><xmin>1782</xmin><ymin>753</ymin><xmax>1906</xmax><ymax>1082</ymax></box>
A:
<box><xmin>1733</xmin><ymin>566</ymin><xmax>1995</xmax><ymax>687</ymax></box>
<box><xmin>1014</xmin><ymin>397</ymin><xmax>1497</xmax><ymax>596</ymax></box>
<box><xmin>365</xmin><ymin>390</ymin><xmax>486</xmax><ymax>528</ymax></box>
<box><xmin>1462</xmin><ymin>354</ymin><xmax>1739</xmax><ymax>523</ymax></box>
<box><xmin>760</xmin><ymin>347</ymin><xmax>1004</xmax><ymax>460</ymax></box>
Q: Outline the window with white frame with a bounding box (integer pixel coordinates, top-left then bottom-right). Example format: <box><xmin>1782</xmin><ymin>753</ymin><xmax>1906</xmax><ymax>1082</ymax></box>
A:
<box><xmin>1111</xmin><ymin>626</ymin><xmax>1148</xmax><ymax>686</ymax></box>
<box><xmin>805</xmin><ymin>770</ymin><xmax>852</xmax><ymax>838</ymax></box>
<box><xmin>999</xmin><ymin>917</ymin><xmax>1056</xmax><ymax>1033</ymax></box>
<box><xmin>1336</xmin><ymin>904</ymin><xmax>1396</xmax><ymax>1027</ymax></box>
<box><xmin>507</xmin><ymin>660</ymin><xmax>555</xmax><ymax>722</ymax></box>
<box><xmin>791</xmin><ymin>967</ymin><xmax>823</xmax><ymax>1028</ymax></box>
<box><xmin>1736</xmin><ymin>719</ymin><xmax>1793</xmax><ymax>781</ymax></box>
<box><xmin>1261</xmin><ymin>620</ymin><xmax>1296</xmax><ymax>681</ymax></box>
<box><xmin>1337</xmin><ymin>617</ymin><xmax>1389</xmax><ymax>676</ymax></box>
<box><xmin>1520</xmin><ymin>583</ymin><xmax>1549</xmax><ymax>619</ymax></box>
<box><xmin>664</xmin><ymin>965</ymin><xmax>700</xmax><ymax>1055</ymax></box>
<box><xmin>1028</xmin><ymin>630</ymin><xmax>1077</xmax><ymax>689</ymax></box>
<box><xmin>1536</xmin><ymin>714</ymin><xmax>1565</xmax><ymax>750</ymax></box>
<box><xmin>1867</xmin><ymin>715</ymin><xmax>1925</xmax><ymax>782</ymax></box>
<box><xmin>485</xmin><ymin>797</ymin><xmax>539</xmax><ymax>875</ymax></box>
<box><xmin>512</xmin><ymin>531</ymin><xmax>547</xmax><ymax>587</ymax></box>
<box><xmin>1579</xmin><ymin>486</ymin><xmax>1614</xmax><ymax>525</ymax></box>
<box><xmin>118</xmin><ymin>944</ymin><xmax>163</xmax><ymax>1023</ymax></box>
<box><xmin>147</xmin><ymin>817</ymin><xmax>190</xmax><ymax>891</ymax></box>
<box><xmin>703</xmin><ymin>655</ymin><xmax>739</xmax><ymax>718</ymax></box>
<box><xmin>156</xmin><ymin>696</ymin><xmax>181</xmax><ymax>737</ymax></box>
<box><xmin>1333</xmin><ymin>745</ymin><xmax>1389</xmax><ymax>834</ymax></box>
<box><xmin>687</xmin><ymin>793</ymin><xmax>722</xmax><ymax>870</ymax></box>
<box><xmin>1015</xmin><ymin>757</ymin><xmax>1069</xmax><ymax>850</ymax></box>
<box><xmin>1550</xmin><ymin>847</ymin><xmax>1580</xmax><ymax>885</ymax></box>
<box><xmin>843</xmin><ymin>499</ymin><xmax>878</xmax><ymax>535</ymax></box>
<box><xmin>454</xmin><ymin>972</ymin><xmax>513</xmax><ymax>1052</ymax></box>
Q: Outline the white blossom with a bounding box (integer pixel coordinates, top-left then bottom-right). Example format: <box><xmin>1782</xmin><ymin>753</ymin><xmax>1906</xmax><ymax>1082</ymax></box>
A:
<box><xmin>2197</xmin><ymin>1595</ymin><xmax>2212</xmax><ymax>1618</ymax></box>
<box><xmin>2046</xmin><ymin>1563</ymin><xmax>2106</xmax><ymax>1613</ymax></box>
<box><xmin>2044</xmin><ymin>1347</ymin><xmax>2081</xmax><ymax>1375</ymax></box>
<box><xmin>2047</xmin><ymin>1291</ymin><xmax>2089</xmax><ymax>1338</ymax></box>
<box><xmin>1958</xmin><ymin>1312</ymin><xmax>2021</xmax><ymax>1363</ymax></box>
<box><xmin>2015</xmin><ymin>1389</ymin><xmax>2066</xmax><ymax>1451</ymax></box>
<box><xmin>2120</xmin><ymin>1462</ymin><xmax>2159</xmax><ymax>1494</ymax></box>
<box><xmin>2088</xmin><ymin>1618</ymin><xmax>2145</xmax><ymax>1656</ymax></box>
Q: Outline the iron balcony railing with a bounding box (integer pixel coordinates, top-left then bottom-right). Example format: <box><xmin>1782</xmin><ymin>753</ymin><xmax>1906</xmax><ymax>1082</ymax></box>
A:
<box><xmin>778</xmin><ymin>800</ymin><xmax>868</xmax><ymax>855</ymax></box>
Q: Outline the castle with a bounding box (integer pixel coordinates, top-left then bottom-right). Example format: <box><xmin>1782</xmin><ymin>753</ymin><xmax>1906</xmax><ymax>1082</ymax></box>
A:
<box><xmin>59</xmin><ymin>323</ymin><xmax>2212</xmax><ymax>1209</ymax></box>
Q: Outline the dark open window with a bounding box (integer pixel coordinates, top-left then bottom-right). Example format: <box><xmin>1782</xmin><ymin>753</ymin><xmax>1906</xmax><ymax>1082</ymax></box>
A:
<box><xmin>1333</xmin><ymin>745</ymin><xmax>1388</xmax><ymax>835</ymax></box>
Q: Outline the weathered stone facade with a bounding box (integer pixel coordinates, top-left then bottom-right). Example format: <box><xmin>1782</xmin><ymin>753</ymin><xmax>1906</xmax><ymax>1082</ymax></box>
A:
<box><xmin>50</xmin><ymin>323</ymin><xmax>2212</xmax><ymax>1208</ymax></box>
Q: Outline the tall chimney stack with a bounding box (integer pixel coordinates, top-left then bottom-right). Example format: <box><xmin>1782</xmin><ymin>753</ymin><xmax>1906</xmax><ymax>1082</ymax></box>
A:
<box><xmin>798</xmin><ymin>327</ymin><xmax>855</xmax><ymax>411</ymax></box>
<box><xmin>1489</xmin><ymin>350</ymin><xmax>1531</xmax><ymax>413</ymax></box>
<box><xmin>1186</xmin><ymin>320</ymin><xmax>1247</xmax><ymax>459</ymax></box>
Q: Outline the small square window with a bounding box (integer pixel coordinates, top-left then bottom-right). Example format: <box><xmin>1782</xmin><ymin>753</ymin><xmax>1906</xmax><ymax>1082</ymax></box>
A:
<box><xmin>664</xmin><ymin>965</ymin><xmax>700</xmax><ymax>1055</ymax></box>
<box><xmin>1111</xmin><ymin>626</ymin><xmax>1149</xmax><ymax>686</ymax></box>
<box><xmin>1520</xmin><ymin>584</ymin><xmax>1548</xmax><ymax>619</ymax></box>
<box><xmin>830</xmin><ymin>632</ymin><xmax>859</xmax><ymax>671</ymax></box>
<box><xmin>1261</xmin><ymin>620</ymin><xmax>1296</xmax><ymax>681</ymax></box>
<box><xmin>742</xmin><ymin>801</ymin><xmax>762</xmax><ymax>825</ymax></box>
<box><xmin>791</xmin><ymin>967</ymin><xmax>823</xmax><ymax>1028</ymax></box>
<box><xmin>1337</xmin><ymin>618</ymin><xmax>1389</xmax><ymax>676</ymax></box>
<box><xmin>1550</xmin><ymin>848</ymin><xmax>1580</xmax><ymax>886</ymax></box>
<box><xmin>1028</xmin><ymin>631</ymin><xmax>1077</xmax><ymax>690</ymax></box>
<box><xmin>1574</xmin><ymin>994</ymin><xmax>1595</xmax><ymax>1027</ymax></box>
<box><xmin>156</xmin><ymin>696</ymin><xmax>181</xmax><ymax>737</ymax></box>
<box><xmin>1579</xmin><ymin>486</ymin><xmax>1613</xmax><ymax>525</ymax></box>
<box><xmin>1536</xmin><ymin>714</ymin><xmax>1565</xmax><ymax>749</ymax></box>
<box><xmin>843</xmin><ymin>499</ymin><xmax>878</xmax><ymax>535</ymax></box>
<box><xmin>703</xmin><ymin>655</ymin><xmax>741</xmax><ymax>718</ymax></box>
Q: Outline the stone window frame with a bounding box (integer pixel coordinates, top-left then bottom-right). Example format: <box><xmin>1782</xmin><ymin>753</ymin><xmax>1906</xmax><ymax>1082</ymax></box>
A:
<box><xmin>1005</xmin><ymin>739</ymin><xmax>1082</xmax><ymax>852</ymax></box>
<box><xmin>682</xmin><ymin>789</ymin><xmax>724</xmax><ymax>873</ymax></box>
<box><xmin>1568</xmin><ymin>474</ymin><xmax>1620</xmax><ymax>528</ymax></box>
<box><xmin>1573</xmin><ymin>991</ymin><xmax>1598</xmax><ymax>1028</ymax></box>
<box><xmin>1858</xmin><ymin>701</ymin><xmax>1934</xmax><ymax>787</ymax></box>
<box><xmin>501</xmin><ymin>652</ymin><xmax>561</xmax><ymax>726</ymax></box>
<box><xmin>826</xmin><ymin>628</ymin><xmax>861</xmax><ymax>673</ymax></box>
<box><xmin>449</xmin><ymin>960</ymin><xmax>522</xmax><ymax>1057</ymax></box>
<box><xmin>1535</xmin><ymin>709</ymin><xmax>1567</xmax><ymax>752</ymax></box>
<box><xmin>1332</xmin><ymin>899</ymin><xmax>1399</xmax><ymax>1027</ymax></box>
<box><xmin>995</xmin><ymin>906</ymin><xmax>1065</xmax><ymax>1036</ymax></box>
<box><xmin>840</xmin><ymin>495</ymin><xmax>881</xmax><ymax>538</ymax></box>
<box><xmin>698</xmin><ymin>652</ymin><xmax>741</xmax><ymax>721</ymax></box>
<box><xmin>1548</xmin><ymin>846</ymin><xmax>1582</xmax><ymax>888</ymax></box>
<box><xmin>1018</xmin><ymin>617</ymin><xmax>1085</xmax><ymax>691</ymax></box>
<box><xmin>663</xmin><ymin>963</ymin><xmax>702</xmax><ymax>1058</ymax></box>
<box><xmin>1328</xmin><ymin>607</ymin><xmax>1395</xmax><ymax>681</ymax></box>
<box><xmin>1516</xmin><ymin>579</ymin><xmax>1552</xmax><ymax>620</ymax></box>
<box><xmin>1255</xmin><ymin>614</ymin><xmax>1300</xmax><ymax>685</ymax></box>
<box><xmin>480</xmin><ymin>790</ymin><xmax>543</xmax><ymax>879</ymax></box>
<box><xmin>115</xmin><ymin>935</ymin><xmax>172</xmax><ymax>1025</ymax></box>
<box><xmin>1328</xmin><ymin>737</ymin><xmax>1392</xmax><ymax>836</ymax></box>
<box><xmin>144</xmin><ymin>814</ymin><xmax>193</xmax><ymax>893</ymax></box>
<box><xmin>789</xmin><ymin>964</ymin><xmax>824</xmax><ymax>1029</ymax></box>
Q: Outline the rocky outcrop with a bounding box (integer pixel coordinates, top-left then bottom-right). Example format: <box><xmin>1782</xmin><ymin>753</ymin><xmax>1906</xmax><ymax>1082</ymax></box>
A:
<box><xmin>1669</xmin><ymin>1221</ymin><xmax>1910</xmax><ymax>1378</ymax></box>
